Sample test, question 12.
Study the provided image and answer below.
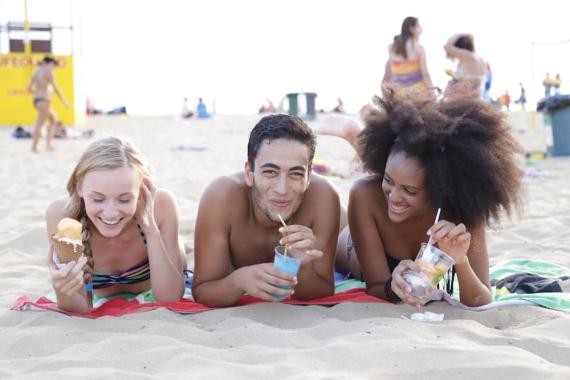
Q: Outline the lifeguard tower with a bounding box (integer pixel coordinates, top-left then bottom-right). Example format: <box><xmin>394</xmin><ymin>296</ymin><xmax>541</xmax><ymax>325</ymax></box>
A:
<box><xmin>0</xmin><ymin>1</ymin><xmax>81</xmax><ymax>126</ymax></box>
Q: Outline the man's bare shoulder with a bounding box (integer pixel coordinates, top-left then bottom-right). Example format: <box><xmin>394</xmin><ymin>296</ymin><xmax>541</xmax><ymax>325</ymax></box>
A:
<box><xmin>200</xmin><ymin>172</ymin><xmax>248</xmax><ymax>204</ymax></box>
<box><xmin>299</xmin><ymin>174</ymin><xmax>340</xmax><ymax>213</ymax></box>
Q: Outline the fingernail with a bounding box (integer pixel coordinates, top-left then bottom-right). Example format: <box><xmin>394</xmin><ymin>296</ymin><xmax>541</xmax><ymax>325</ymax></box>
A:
<box><xmin>427</xmin><ymin>230</ymin><xmax>432</xmax><ymax>236</ymax></box>
<box><xmin>279</xmin><ymin>239</ymin><xmax>284</xmax><ymax>245</ymax></box>
<box><xmin>278</xmin><ymin>227</ymin><xmax>283</xmax><ymax>233</ymax></box>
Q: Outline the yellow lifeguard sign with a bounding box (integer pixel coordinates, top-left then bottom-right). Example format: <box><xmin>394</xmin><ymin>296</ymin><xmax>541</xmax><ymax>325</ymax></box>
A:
<box><xmin>0</xmin><ymin>53</ymin><xmax>75</xmax><ymax>126</ymax></box>
<box><xmin>0</xmin><ymin>4</ymin><xmax>79</xmax><ymax>127</ymax></box>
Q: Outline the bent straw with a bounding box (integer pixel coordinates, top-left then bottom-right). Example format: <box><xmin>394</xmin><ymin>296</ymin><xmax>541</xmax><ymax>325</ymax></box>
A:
<box><xmin>277</xmin><ymin>214</ymin><xmax>289</xmax><ymax>257</ymax></box>
<box><xmin>426</xmin><ymin>208</ymin><xmax>442</xmax><ymax>248</ymax></box>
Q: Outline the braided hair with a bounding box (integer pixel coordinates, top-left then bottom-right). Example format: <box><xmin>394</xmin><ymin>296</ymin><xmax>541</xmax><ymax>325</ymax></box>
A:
<box><xmin>64</xmin><ymin>136</ymin><xmax>150</xmax><ymax>286</ymax></box>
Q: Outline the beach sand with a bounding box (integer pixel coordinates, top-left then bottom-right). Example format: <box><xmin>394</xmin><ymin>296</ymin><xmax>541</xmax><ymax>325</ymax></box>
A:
<box><xmin>0</xmin><ymin>115</ymin><xmax>569</xmax><ymax>379</ymax></box>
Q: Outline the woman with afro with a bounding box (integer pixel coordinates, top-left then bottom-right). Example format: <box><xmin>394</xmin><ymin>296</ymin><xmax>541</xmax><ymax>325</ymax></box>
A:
<box><xmin>333</xmin><ymin>87</ymin><xmax>523</xmax><ymax>307</ymax></box>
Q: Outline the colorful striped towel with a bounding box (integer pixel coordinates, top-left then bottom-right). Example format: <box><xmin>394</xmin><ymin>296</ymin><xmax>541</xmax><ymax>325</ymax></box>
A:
<box><xmin>12</xmin><ymin>260</ymin><xmax>570</xmax><ymax>318</ymax></box>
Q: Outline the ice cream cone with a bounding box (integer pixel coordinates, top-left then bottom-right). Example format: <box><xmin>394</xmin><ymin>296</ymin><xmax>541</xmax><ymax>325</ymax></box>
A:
<box><xmin>52</xmin><ymin>237</ymin><xmax>84</xmax><ymax>263</ymax></box>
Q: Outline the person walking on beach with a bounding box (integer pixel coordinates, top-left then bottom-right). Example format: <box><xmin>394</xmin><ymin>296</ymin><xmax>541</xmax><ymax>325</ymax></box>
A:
<box><xmin>326</xmin><ymin>87</ymin><xmax>523</xmax><ymax>307</ymax></box>
<box><xmin>192</xmin><ymin>114</ymin><xmax>340</xmax><ymax>307</ymax></box>
<box><xmin>382</xmin><ymin>17</ymin><xmax>433</xmax><ymax>90</ymax></box>
<box><xmin>515</xmin><ymin>83</ymin><xmax>527</xmax><ymax>110</ymax></box>
<box><xmin>443</xmin><ymin>34</ymin><xmax>487</xmax><ymax>99</ymax></box>
<box><xmin>27</xmin><ymin>56</ymin><xmax>69</xmax><ymax>152</ymax></box>
<box><xmin>46</xmin><ymin>137</ymin><xmax>186</xmax><ymax>314</ymax></box>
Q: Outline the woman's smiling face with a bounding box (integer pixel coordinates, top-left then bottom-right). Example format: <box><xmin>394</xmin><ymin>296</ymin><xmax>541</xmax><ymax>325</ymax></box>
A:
<box><xmin>382</xmin><ymin>151</ymin><xmax>432</xmax><ymax>223</ymax></box>
<box><xmin>78</xmin><ymin>166</ymin><xmax>142</xmax><ymax>237</ymax></box>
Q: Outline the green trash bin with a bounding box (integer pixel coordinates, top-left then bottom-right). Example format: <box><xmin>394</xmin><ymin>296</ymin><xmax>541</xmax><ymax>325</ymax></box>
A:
<box><xmin>550</xmin><ymin>107</ymin><xmax>570</xmax><ymax>156</ymax></box>
<box><xmin>287</xmin><ymin>93</ymin><xmax>299</xmax><ymax>116</ymax></box>
<box><xmin>538</xmin><ymin>95</ymin><xmax>570</xmax><ymax>156</ymax></box>
<box><xmin>305</xmin><ymin>92</ymin><xmax>317</xmax><ymax>120</ymax></box>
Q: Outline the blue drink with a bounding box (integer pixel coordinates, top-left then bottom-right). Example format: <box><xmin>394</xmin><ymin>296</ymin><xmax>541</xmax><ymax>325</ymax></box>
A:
<box><xmin>272</xmin><ymin>246</ymin><xmax>302</xmax><ymax>300</ymax></box>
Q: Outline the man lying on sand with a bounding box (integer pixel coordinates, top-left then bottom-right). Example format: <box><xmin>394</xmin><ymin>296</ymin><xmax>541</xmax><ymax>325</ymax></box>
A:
<box><xmin>192</xmin><ymin>114</ymin><xmax>340</xmax><ymax>307</ymax></box>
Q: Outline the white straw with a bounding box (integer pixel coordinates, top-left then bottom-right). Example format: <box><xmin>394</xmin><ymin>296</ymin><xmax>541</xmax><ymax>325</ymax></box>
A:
<box><xmin>433</xmin><ymin>208</ymin><xmax>441</xmax><ymax>225</ymax></box>
<box><xmin>278</xmin><ymin>214</ymin><xmax>288</xmax><ymax>257</ymax></box>
<box><xmin>427</xmin><ymin>208</ymin><xmax>441</xmax><ymax>247</ymax></box>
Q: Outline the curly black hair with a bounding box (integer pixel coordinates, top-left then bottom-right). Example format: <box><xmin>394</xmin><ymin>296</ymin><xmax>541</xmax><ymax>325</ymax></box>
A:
<box><xmin>359</xmin><ymin>87</ymin><xmax>523</xmax><ymax>228</ymax></box>
<box><xmin>247</xmin><ymin>114</ymin><xmax>316</xmax><ymax>170</ymax></box>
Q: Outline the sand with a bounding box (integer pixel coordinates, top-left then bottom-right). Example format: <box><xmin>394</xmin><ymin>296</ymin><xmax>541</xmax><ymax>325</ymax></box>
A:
<box><xmin>0</xmin><ymin>114</ymin><xmax>569</xmax><ymax>379</ymax></box>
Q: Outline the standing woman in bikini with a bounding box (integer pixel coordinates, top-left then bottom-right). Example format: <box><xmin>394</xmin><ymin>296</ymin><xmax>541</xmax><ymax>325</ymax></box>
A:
<box><xmin>27</xmin><ymin>56</ymin><xmax>69</xmax><ymax>152</ymax></box>
<box><xmin>443</xmin><ymin>34</ymin><xmax>488</xmax><ymax>99</ymax></box>
<box><xmin>382</xmin><ymin>17</ymin><xmax>433</xmax><ymax>90</ymax></box>
<box><xmin>46</xmin><ymin>136</ymin><xmax>185</xmax><ymax>314</ymax></box>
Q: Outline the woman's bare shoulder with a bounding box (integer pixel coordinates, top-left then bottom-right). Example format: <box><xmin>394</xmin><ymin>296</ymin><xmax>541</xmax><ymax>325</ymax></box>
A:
<box><xmin>46</xmin><ymin>198</ymin><xmax>68</xmax><ymax>218</ymax></box>
<box><xmin>351</xmin><ymin>175</ymin><xmax>382</xmax><ymax>195</ymax></box>
<box><xmin>46</xmin><ymin>198</ymin><xmax>69</xmax><ymax>234</ymax></box>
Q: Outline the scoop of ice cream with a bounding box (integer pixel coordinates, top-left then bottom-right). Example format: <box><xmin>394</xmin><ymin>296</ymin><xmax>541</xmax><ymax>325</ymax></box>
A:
<box><xmin>54</xmin><ymin>218</ymin><xmax>83</xmax><ymax>243</ymax></box>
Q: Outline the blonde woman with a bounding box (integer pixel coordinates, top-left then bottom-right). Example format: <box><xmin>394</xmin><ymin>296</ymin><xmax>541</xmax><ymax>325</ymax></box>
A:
<box><xmin>46</xmin><ymin>137</ymin><xmax>185</xmax><ymax>313</ymax></box>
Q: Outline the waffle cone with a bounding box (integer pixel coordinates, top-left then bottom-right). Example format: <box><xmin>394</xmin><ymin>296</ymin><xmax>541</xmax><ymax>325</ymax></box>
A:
<box><xmin>52</xmin><ymin>238</ymin><xmax>84</xmax><ymax>263</ymax></box>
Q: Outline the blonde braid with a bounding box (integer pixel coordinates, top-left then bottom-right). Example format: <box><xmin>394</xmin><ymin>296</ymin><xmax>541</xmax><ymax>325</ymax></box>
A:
<box><xmin>79</xmin><ymin>209</ymin><xmax>94</xmax><ymax>285</ymax></box>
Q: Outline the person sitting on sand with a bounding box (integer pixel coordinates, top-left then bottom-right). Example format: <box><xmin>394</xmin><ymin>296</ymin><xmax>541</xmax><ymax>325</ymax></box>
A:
<box><xmin>258</xmin><ymin>98</ymin><xmax>277</xmax><ymax>114</ymax></box>
<box><xmin>53</xmin><ymin>121</ymin><xmax>95</xmax><ymax>139</ymax></box>
<box><xmin>320</xmin><ymin>87</ymin><xmax>523</xmax><ymax>307</ymax></box>
<box><xmin>196</xmin><ymin>98</ymin><xmax>211</xmax><ymax>119</ymax></box>
<box><xmin>192</xmin><ymin>114</ymin><xmax>340</xmax><ymax>307</ymax></box>
<box><xmin>46</xmin><ymin>137</ymin><xmax>186</xmax><ymax>313</ymax></box>
<box><xmin>181</xmin><ymin>98</ymin><xmax>194</xmax><ymax>119</ymax></box>
<box><xmin>331</xmin><ymin>98</ymin><xmax>345</xmax><ymax>113</ymax></box>
<box><xmin>320</xmin><ymin>98</ymin><xmax>346</xmax><ymax>114</ymax></box>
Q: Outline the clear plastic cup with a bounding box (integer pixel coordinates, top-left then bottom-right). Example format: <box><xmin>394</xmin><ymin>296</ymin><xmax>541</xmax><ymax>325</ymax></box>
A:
<box><xmin>403</xmin><ymin>243</ymin><xmax>455</xmax><ymax>305</ymax></box>
<box><xmin>272</xmin><ymin>246</ymin><xmax>302</xmax><ymax>300</ymax></box>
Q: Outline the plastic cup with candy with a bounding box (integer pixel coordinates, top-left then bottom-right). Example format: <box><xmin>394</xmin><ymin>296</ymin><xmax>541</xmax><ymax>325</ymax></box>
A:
<box><xmin>403</xmin><ymin>243</ymin><xmax>454</xmax><ymax>305</ymax></box>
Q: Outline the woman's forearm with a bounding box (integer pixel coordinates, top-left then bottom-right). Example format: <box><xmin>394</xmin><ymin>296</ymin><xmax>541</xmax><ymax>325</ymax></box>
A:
<box><xmin>146</xmin><ymin>231</ymin><xmax>185</xmax><ymax>301</ymax></box>
<box><xmin>55</xmin><ymin>289</ymin><xmax>92</xmax><ymax>314</ymax></box>
<box><xmin>455</xmin><ymin>258</ymin><xmax>493</xmax><ymax>306</ymax></box>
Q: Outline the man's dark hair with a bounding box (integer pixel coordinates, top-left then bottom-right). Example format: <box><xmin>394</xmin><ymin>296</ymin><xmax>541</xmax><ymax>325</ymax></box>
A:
<box><xmin>454</xmin><ymin>35</ymin><xmax>475</xmax><ymax>52</ymax></box>
<box><xmin>359</xmin><ymin>87</ymin><xmax>523</xmax><ymax>228</ymax></box>
<box><xmin>247</xmin><ymin>114</ymin><xmax>316</xmax><ymax>170</ymax></box>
